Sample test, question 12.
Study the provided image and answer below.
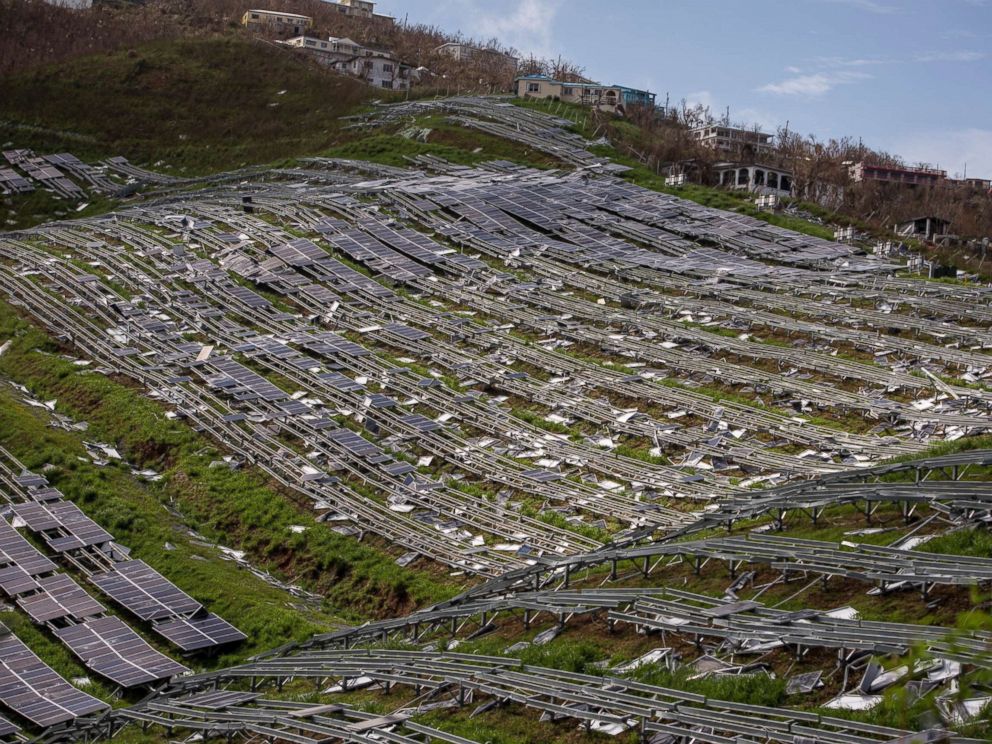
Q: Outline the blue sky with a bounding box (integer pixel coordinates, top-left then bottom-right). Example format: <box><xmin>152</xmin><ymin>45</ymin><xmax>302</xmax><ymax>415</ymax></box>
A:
<box><xmin>380</xmin><ymin>0</ymin><xmax>992</xmax><ymax>178</ymax></box>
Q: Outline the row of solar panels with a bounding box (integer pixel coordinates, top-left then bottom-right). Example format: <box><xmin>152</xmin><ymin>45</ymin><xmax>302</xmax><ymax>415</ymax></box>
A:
<box><xmin>0</xmin><ymin>461</ymin><xmax>246</xmax><ymax>730</ymax></box>
<box><xmin>7</xmin><ymin>468</ymin><xmax>245</xmax><ymax>652</ymax></box>
<box><xmin>0</xmin><ymin>517</ymin><xmax>188</xmax><ymax>694</ymax></box>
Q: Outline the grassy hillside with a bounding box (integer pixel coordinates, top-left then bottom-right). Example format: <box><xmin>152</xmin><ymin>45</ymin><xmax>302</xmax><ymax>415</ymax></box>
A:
<box><xmin>0</xmin><ymin>35</ymin><xmax>376</xmax><ymax>174</ymax></box>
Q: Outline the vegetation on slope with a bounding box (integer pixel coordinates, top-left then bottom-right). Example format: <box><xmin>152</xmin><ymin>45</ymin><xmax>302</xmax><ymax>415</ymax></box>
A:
<box><xmin>0</xmin><ymin>36</ymin><xmax>373</xmax><ymax>174</ymax></box>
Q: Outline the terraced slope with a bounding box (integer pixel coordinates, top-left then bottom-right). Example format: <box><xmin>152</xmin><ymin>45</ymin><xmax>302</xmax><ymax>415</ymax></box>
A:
<box><xmin>1</xmin><ymin>98</ymin><xmax>991</xmax><ymax>742</ymax></box>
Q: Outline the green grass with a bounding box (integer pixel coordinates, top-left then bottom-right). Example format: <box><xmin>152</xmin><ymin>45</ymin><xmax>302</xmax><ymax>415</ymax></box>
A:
<box><xmin>919</xmin><ymin>527</ymin><xmax>992</xmax><ymax>558</ymax></box>
<box><xmin>0</xmin><ymin>385</ymin><xmax>339</xmax><ymax>663</ymax></box>
<box><xmin>0</xmin><ymin>35</ymin><xmax>374</xmax><ymax>175</ymax></box>
<box><xmin>629</xmin><ymin>664</ymin><xmax>786</xmax><ymax>707</ymax></box>
<box><xmin>322</xmin><ymin>115</ymin><xmax>563</xmax><ymax>170</ymax></box>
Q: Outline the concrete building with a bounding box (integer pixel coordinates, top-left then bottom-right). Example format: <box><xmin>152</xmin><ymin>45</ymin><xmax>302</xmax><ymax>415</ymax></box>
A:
<box><xmin>321</xmin><ymin>0</ymin><xmax>394</xmax><ymax>21</ymax></box>
<box><xmin>849</xmin><ymin>161</ymin><xmax>946</xmax><ymax>187</ymax></box>
<box><xmin>435</xmin><ymin>43</ymin><xmax>518</xmax><ymax>70</ymax></box>
<box><xmin>515</xmin><ymin>74</ymin><xmax>655</xmax><ymax>114</ymax></box>
<box><xmin>283</xmin><ymin>35</ymin><xmax>364</xmax><ymax>57</ymax></box>
<box><xmin>955</xmin><ymin>177</ymin><xmax>992</xmax><ymax>191</ymax></box>
<box><xmin>334</xmin><ymin>52</ymin><xmax>410</xmax><ymax>89</ymax></box>
<box><xmin>715</xmin><ymin>162</ymin><xmax>793</xmax><ymax>196</ymax></box>
<box><xmin>691</xmin><ymin>125</ymin><xmax>774</xmax><ymax>158</ymax></box>
<box><xmin>895</xmin><ymin>216</ymin><xmax>951</xmax><ymax>241</ymax></box>
<box><xmin>283</xmin><ymin>35</ymin><xmax>411</xmax><ymax>89</ymax></box>
<box><xmin>242</xmin><ymin>9</ymin><xmax>313</xmax><ymax>36</ymax></box>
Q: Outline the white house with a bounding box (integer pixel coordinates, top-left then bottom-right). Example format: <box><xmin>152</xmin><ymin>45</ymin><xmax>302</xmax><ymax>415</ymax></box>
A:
<box><xmin>715</xmin><ymin>162</ymin><xmax>793</xmax><ymax>196</ymax></box>
<box><xmin>283</xmin><ymin>35</ymin><xmax>411</xmax><ymax>89</ymax></box>
<box><xmin>692</xmin><ymin>125</ymin><xmax>775</xmax><ymax>157</ymax></box>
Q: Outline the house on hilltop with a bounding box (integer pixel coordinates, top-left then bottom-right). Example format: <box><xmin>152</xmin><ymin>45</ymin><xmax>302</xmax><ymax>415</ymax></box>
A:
<box><xmin>435</xmin><ymin>43</ymin><xmax>518</xmax><ymax>72</ymax></box>
<box><xmin>691</xmin><ymin>125</ymin><xmax>775</xmax><ymax>159</ymax></box>
<box><xmin>714</xmin><ymin>162</ymin><xmax>793</xmax><ymax>197</ymax></box>
<box><xmin>242</xmin><ymin>9</ymin><xmax>313</xmax><ymax>36</ymax></box>
<box><xmin>321</xmin><ymin>0</ymin><xmax>395</xmax><ymax>23</ymax></box>
<box><xmin>849</xmin><ymin>161</ymin><xmax>946</xmax><ymax>187</ymax></box>
<box><xmin>515</xmin><ymin>74</ymin><xmax>655</xmax><ymax>115</ymax></box>
<box><xmin>282</xmin><ymin>35</ymin><xmax>412</xmax><ymax>89</ymax></box>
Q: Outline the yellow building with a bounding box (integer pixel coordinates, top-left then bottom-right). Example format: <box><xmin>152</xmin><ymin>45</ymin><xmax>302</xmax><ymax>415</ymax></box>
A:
<box><xmin>242</xmin><ymin>9</ymin><xmax>313</xmax><ymax>36</ymax></box>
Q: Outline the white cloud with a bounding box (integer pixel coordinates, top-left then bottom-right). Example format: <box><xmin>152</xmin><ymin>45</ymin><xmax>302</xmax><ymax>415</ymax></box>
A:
<box><xmin>891</xmin><ymin>128</ymin><xmax>992</xmax><ymax>180</ymax></box>
<box><xmin>811</xmin><ymin>55</ymin><xmax>890</xmax><ymax>67</ymax></box>
<box><xmin>684</xmin><ymin>90</ymin><xmax>715</xmax><ymax>110</ymax></box>
<box><xmin>468</xmin><ymin>0</ymin><xmax>563</xmax><ymax>59</ymax></box>
<box><xmin>757</xmin><ymin>70</ymin><xmax>870</xmax><ymax>97</ymax></box>
<box><xmin>916</xmin><ymin>50</ymin><xmax>987</xmax><ymax>62</ymax></box>
<box><xmin>820</xmin><ymin>0</ymin><xmax>901</xmax><ymax>13</ymax></box>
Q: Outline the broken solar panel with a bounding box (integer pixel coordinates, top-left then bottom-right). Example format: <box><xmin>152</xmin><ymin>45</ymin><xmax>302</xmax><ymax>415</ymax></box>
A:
<box><xmin>17</xmin><ymin>574</ymin><xmax>105</xmax><ymax>623</ymax></box>
<box><xmin>0</xmin><ymin>168</ymin><xmax>33</xmax><ymax>195</ymax></box>
<box><xmin>89</xmin><ymin>559</ymin><xmax>202</xmax><ymax>622</ymax></box>
<box><xmin>269</xmin><ymin>238</ymin><xmax>327</xmax><ymax>267</ymax></box>
<box><xmin>179</xmin><ymin>689</ymin><xmax>261</xmax><ymax>710</ymax></box>
<box><xmin>154</xmin><ymin>612</ymin><xmax>247</xmax><ymax>652</ymax></box>
<box><xmin>0</xmin><ymin>624</ymin><xmax>108</xmax><ymax>727</ymax></box>
<box><xmin>13</xmin><ymin>471</ymin><xmax>47</xmax><ymax>489</ymax></box>
<box><xmin>55</xmin><ymin>616</ymin><xmax>188</xmax><ymax>687</ymax></box>
<box><xmin>304</xmin><ymin>331</ymin><xmax>368</xmax><ymax>357</ymax></box>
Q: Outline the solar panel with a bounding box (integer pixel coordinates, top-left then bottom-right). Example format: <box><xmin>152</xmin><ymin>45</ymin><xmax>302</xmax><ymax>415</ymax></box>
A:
<box><xmin>11</xmin><ymin>501</ymin><xmax>114</xmax><ymax>552</ymax></box>
<box><xmin>522</xmin><ymin>468</ymin><xmax>562</xmax><ymax>482</ymax></box>
<box><xmin>317</xmin><ymin>371</ymin><xmax>365</xmax><ymax>393</ymax></box>
<box><xmin>89</xmin><ymin>560</ymin><xmax>202</xmax><ymax>621</ymax></box>
<box><xmin>154</xmin><ymin>612</ymin><xmax>247</xmax><ymax>652</ymax></box>
<box><xmin>0</xmin><ymin>713</ymin><xmax>18</xmax><ymax>738</ymax></box>
<box><xmin>383</xmin><ymin>323</ymin><xmax>430</xmax><ymax>342</ymax></box>
<box><xmin>17</xmin><ymin>574</ymin><xmax>106</xmax><ymax>624</ymax></box>
<box><xmin>0</xmin><ymin>520</ymin><xmax>57</xmax><ymax>578</ymax></box>
<box><xmin>0</xmin><ymin>624</ymin><xmax>108</xmax><ymax>727</ymax></box>
<box><xmin>226</xmin><ymin>284</ymin><xmax>270</xmax><ymax>309</ymax></box>
<box><xmin>326</xmin><ymin>428</ymin><xmax>382</xmax><ymax>458</ymax></box>
<box><xmin>55</xmin><ymin>616</ymin><xmax>188</xmax><ymax>688</ymax></box>
<box><xmin>207</xmin><ymin>358</ymin><xmax>288</xmax><ymax>402</ymax></box>
<box><xmin>399</xmin><ymin>414</ymin><xmax>441</xmax><ymax>433</ymax></box>
<box><xmin>381</xmin><ymin>461</ymin><xmax>416</xmax><ymax>477</ymax></box>
<box><xmin>0</xmin><ymin>565</ymin><xmax>40</xmax><ymax>597</ymax></box>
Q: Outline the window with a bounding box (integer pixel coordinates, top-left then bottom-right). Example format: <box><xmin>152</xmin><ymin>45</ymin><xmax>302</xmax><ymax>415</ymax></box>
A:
<box><xmin>767</xmin><ymin>172</ymin><xmax>779</xmax><ymax>189</ymax></box>
<box><xmin>737</xmin><ymin>168</ymin><xmax>749</xmax><ymax>186</ymax></box>
<box><xmin>381</xmin><ymin>80</ymin><xmax>393</xmax><ymax>88</ymax></box>
<box><xmin>250</xmin><ymin>13</ymin><xmax>259</xmax><ymax>18</ymax></box>
<box><xmin>780</xmin><ymin>175</ymin><xmax>792</xmax><ymax>192</ymax></box>
<box><xmin>562</xmin><ymin>87</ymin><xmax>573</xmax><ymax>95</ymax></box>
<box><xmin>754</xmin><ymin>169</ymin><xmax>765</xmax><ymax>186</ymax></box>
<box><xmin>382</xmin><ymin>64</ymin><xmax>393</xmax><ymax>72</ymax></box>
<box><xmin>527</xmin><ymin>82</ymin><xmax>540</xmax><ymax>92</ymax></box>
